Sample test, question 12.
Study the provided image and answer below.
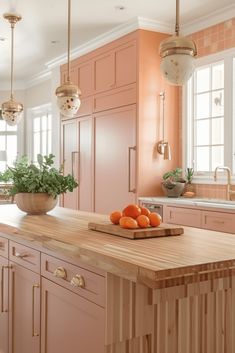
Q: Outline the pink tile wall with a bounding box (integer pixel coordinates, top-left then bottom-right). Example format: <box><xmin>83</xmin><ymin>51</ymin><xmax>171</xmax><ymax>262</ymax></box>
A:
<box><xmin>189</xmin><ymin>18</ymin><xmax>235</xmax><ymax>57</ymax></box>
<box><xmin>183</xmin><ymin>18</ymin><xmax>235</xmax><ymax>199</ymax></box>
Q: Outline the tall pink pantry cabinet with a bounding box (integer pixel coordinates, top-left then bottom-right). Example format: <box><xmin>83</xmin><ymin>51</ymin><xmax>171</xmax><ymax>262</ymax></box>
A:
<box><xmin>60</xmin><ymin>30</ymin><xmax>180</xmax><ymax>213</ymax></box>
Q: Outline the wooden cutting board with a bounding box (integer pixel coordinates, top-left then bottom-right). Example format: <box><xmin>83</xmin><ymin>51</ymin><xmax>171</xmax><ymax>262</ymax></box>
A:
<box><xmin>88</xmin><ymin>222</ymin><xmax>184</xmax><ymax>239</ymax></box>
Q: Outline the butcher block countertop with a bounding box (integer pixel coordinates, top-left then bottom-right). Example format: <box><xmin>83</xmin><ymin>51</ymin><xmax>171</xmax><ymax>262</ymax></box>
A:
<box><xmin>0</xmin><ymin>205</ymin><xmax>235</xmax><ymax>288</ymax></box>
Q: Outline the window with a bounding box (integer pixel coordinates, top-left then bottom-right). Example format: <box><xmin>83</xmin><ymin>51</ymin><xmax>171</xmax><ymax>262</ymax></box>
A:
<box><xmin>0</xmin><ymin>112</ymin><xmax>18</xmax><ymax>172</ymax></box>
<box><xmin>184</xmin><ymin>49</ymin><xmax>235</xmax><ymax>179</ymax></box>
<box><xmin>31</xmin><ymin>106</ymin><xmax>52</xmax><ymax>162</ymax></box>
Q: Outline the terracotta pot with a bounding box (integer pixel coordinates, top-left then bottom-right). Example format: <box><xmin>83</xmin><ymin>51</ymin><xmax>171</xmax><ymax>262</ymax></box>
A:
<box><xmin>162</xmin><ymin>182</ymin><xmax>185</xmax><ymax>198</ymax></box>
<box><xmin>15</xmin><ymin>193</ymin><xmax>58</xmax><ymax>215</ymax></box>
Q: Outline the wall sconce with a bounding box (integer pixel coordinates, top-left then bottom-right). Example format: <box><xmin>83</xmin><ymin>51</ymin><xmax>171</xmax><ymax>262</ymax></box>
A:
<box><xmin>156</xmin><ymin>92</ymin><xmax>172</xmax><ymax>160</ymax></box>
<box><xmin>159</xmin><ymin>0</ymin><xmax>197</xmax><ymax>85</ymax></box>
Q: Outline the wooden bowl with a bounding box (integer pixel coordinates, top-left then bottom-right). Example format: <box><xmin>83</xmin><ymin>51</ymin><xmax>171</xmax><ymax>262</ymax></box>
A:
<box><xmin>15</xmin><ymin>193</ymin><xmax>58</xmax><ymax>215</ymax></box>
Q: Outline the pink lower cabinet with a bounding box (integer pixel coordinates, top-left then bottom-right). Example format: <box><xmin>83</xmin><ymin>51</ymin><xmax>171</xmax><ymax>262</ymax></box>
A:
<box><xmin>0</xmin><ymin>256</ymin><xmax>9</xmax><ymax>353</ymax></box>
<box><xmin>94</xmin><ymin>105</ymin><xmax>137</xmax><ymax>214</ymax></box>
<box><xmin>164</xmin><ymin>206</ymin><xmax>202</xmax><ymax>228</ymax></box>
<box><xmin>202</xmin><ymin>210</ymin><xmax>235</xmax><ymax>233</ymax></box>
<box><xmin>8</xmin><ymin>263</ymin><xmax>40</xmax><ymax>353</ymax></box>
<box><xmin>41</xmin><ymin>277</ymin><xmax>105</xmax><ymax>353</ymax></box>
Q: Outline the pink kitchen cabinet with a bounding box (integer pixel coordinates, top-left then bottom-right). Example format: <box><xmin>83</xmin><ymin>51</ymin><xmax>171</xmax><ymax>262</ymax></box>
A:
<box><xmin>41</xmin><ymin>277</ymin><xmax>105</xmax><ymax>353</ymax></box>
<box><xmin>94</xmin><ymin>105</ymin><xmax>137</xmax><ymax>214</ymax></box>
<box><xmin>8</xmin><ymin>263</ymin><xmax>40</xmax><ymax>353</ymax></box>
<box><xmin>94</xmin><ymin>51</ymin><xmax>115</xmax><ymax>93</ymax></box>
<box><xmin>61</xmin><ymin>116</ymin><xmax>94</xmax><ymax>212</ymax></box>
<box><xmin>0</xmin><ymin>256</ymin><xmax>9</xmax><ymax>353</ymax></box>
<box><xmin>164</xmin><ymin>206</ymin><xmax>202</xmax><ymax>228</ymax></box>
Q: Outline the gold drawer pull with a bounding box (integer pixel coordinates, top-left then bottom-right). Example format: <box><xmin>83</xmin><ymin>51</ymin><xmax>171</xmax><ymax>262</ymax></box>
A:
<box><xmin>53</xmin><ymin>267</ymin><xmax>67</xmax><ymax>279</ymax></box>
<box><xmin>32</xmin><ymin>284</ymin><xmax>40</xmax><ymax>337</ymax></box>
<box><xmin>213</xmin><ymin>220</ymin><xmax>225</xmax><ymax>224</ymax></box>
<box><xmin>15</xmin><ymin>252</ymin><xmax>28</xmax><ymax>259</ymax></box>
<box><xmin>70</xmin><ymin>274</ymin><xmax>85</xmax><ymax>288</ymax></box>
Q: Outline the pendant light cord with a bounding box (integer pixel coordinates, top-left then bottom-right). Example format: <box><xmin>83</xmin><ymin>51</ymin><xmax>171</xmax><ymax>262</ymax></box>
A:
<box><xmin>10</xmin><ymin>22</ymin><xmax>15</xmax><ymax>100</ymax></box>
<box><xmin>175</xmin><ymin>0</ymin><xmax>180</xmax><ymax>36</ymax></box>
<box><xmin>67</xmin><ymin>0</ymin><xmax>71</xmax><ymax>82</ymax></box>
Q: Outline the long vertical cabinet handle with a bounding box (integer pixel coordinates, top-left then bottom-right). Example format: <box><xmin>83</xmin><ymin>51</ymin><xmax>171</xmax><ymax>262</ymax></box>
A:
<box><xmin>128</xmin><ymin>146</ymin><xmax>136</xmax><ymax>193</ymax></box>
<box><xmin>32</xmin><ymin>284</ymin><xmax>40</xmax><ymax>337</ymax></box>
<box><xmin>71</xmin><ymin>151</ymin><xmax>80</xmax><ymax>177</ymax></box>
<box><xmin>1</xmin><ymin>265</ymin><xmax>11</xmax><ymax>313</ymax></box>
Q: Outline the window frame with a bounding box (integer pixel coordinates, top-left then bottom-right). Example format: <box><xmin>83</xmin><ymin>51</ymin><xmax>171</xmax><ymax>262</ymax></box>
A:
<box><xmin>183</xmin><ymin>47</ymin><xmax>235</xmax><ymax>184</ymax></box>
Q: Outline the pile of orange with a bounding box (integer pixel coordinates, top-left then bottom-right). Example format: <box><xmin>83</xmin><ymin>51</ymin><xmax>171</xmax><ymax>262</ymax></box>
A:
<box><xmin>110</xmin><ymin>204</ymin><xmax>162</xmax><ymax>229</ymax></box>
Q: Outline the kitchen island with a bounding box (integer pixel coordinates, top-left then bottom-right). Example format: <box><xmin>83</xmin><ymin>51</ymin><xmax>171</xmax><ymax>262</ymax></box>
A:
<box><xmin>0</xmin><ymin>205</ymin><xmax>234</xmax><ymax>353</ymax></box>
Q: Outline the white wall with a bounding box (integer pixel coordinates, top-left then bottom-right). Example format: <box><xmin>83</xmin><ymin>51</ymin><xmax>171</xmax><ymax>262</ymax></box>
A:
<box><xmin>0</xmin><ymin>67</ymin><xmax>60</xmax><ymax>165</ymax></box>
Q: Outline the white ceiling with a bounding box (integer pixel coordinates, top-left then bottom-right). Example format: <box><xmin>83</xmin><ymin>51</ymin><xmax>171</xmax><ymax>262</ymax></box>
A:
<box><xmin>0</xmin><ymin>0</ymin><xmax>234</xmax><ymax>83</ymax></box>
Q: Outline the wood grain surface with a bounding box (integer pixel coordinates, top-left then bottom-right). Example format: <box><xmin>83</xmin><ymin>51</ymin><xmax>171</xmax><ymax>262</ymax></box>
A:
<box><xmin>88</xmin><ymin>222</ymin><xmax>184</xmax><ymax>239</ymax></box>
<box><xmin>0</xmin><ymin>205</ymin><xmax>235</xmax><ymax>288</ymax></box>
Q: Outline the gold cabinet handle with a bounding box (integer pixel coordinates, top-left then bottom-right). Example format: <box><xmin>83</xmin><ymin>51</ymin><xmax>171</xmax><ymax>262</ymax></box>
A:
<box><xmin>53</xmin><ymin>267</ymin><xmax>67</xmax><ymax>279</ymax></box>
<box><xmin>128</xmin><ymin>146</ymin><xmax>136</xmax><ymax>193</ymax></box>
<box><xmin>70</xmin><ymin>274</ymin><xmax>85</xmax><ymax>288</ymax></box>
<box><xmin>1</xmin><ymin>265</ymin><xmax>12</xmax><ymax>313</ymax></box>
<box><xmin>15</xmin><ymin>252</ymin><xmax>28</xmax><ymax>259</ymax></box>
<box><xmin>32</xmin><ymin>284</ymin><xmax>40</xmax><ymax>337</ymax></box>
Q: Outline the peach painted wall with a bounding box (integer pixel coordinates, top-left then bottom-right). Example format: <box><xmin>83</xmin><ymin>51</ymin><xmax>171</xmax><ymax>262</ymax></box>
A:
<box><xmin>183</xmin><ymin>17</ymin><xmax>235</xmax><ymax>199</ymax></box>
<box><xmin>137</xmin><ymin>30</ymin><xmax>179</xmax><ymax>197</ymax></box>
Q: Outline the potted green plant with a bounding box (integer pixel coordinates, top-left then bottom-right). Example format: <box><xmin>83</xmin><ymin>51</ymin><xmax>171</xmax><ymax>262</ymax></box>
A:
<box><xmin>0</xmin><ymin>154</ymin><xmax>78</xmax><ymax>214</ymax></box>
<box><xmin>162</xmin><ymin>167</ymin><xmax>186</xmax><ymax>197</ymax></box>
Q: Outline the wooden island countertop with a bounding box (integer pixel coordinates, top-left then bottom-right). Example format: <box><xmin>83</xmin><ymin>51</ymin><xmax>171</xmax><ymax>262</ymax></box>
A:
<box><xmin>0</xmin><ymin>204</ymin><xmax>235</xmax><ymax>288</ymax></box>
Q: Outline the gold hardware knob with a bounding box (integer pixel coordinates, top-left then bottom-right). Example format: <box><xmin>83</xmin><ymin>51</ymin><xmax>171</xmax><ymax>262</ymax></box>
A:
<box><xmin>53</xmin><ymin>267</ymin><xmax>67</xmax><ymax>279</ymax></box>
<box><xmin>70</xmin><ymin>274</ymin><xmax>85</xmax><ymax>288</ymax></box>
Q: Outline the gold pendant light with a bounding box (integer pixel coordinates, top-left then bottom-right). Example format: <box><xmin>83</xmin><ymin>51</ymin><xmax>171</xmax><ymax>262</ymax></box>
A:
<box><xmin>2</xmin><ymin>13</ymin><xmax>23</xmax><ymax>126</ymax></box>
<box><xmin>55</xmin><ymin>0</ymin><xmax>81</xmax><ymax>117</ymax></box>
<box><xmin>159</xmin><ymin>0</ymin><xmax>197</xmax><ymax>86</ymax></box>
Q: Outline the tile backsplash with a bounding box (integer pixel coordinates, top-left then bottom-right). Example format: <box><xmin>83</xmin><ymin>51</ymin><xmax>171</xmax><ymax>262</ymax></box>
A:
<box><xmin>193</xmin><ymin>184</ymin><xmax>235</xmax><ymax>201</ymax></box>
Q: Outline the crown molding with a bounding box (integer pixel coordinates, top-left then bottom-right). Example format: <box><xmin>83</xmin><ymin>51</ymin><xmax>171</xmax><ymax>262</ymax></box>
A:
<box><xmin>182</xmin><ymin>4</ymin><xmax>235</xmax><ymax>35</ymax></box>
<box><xmin>25</xmin><ymin>69</ymin><xmax>52</xmax><ymax>88</ymax></box>
<box><xmin>46</xmin><ymin>16</ymin><xmax>172</xmax><ymax>69</ymax></box>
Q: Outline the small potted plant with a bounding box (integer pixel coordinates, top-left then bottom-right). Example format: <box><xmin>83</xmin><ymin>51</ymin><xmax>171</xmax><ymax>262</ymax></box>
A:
<box><xmin>162</xmin><ymin>167</ymin><xmax>186</xmax><ymax>197</ymax></box>
<box><xmin>0</xmin><ymin>154</ymin><xmax>78</xmax><ymax>214</ymax></box>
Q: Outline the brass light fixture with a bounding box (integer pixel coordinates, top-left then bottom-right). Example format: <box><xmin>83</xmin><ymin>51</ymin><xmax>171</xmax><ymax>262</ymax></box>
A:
<box><xmin>2</xmin><ymin>13</ymin><xmax>23</xmax><ymax>126</ymax></box>
<box><xmin>157</xmin><ymin>92</ymin><xmax>172</xmax><ymax>160</ymax></box>
<box><xmin>55</xmin><ymin>0</ymin><xmax>81</xmax><ymax>117</ymax></box>
<box><xmin>159</xmin><ymin>0</ymin><xmax>197</xmax><ymax>86</ymax></box>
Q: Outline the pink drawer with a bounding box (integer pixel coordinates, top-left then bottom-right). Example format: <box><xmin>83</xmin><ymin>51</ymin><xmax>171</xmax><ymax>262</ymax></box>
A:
<box><xmin>94</xmin><ymin>83</ymin><xmax>136</xmax><ymax>113</ymax></box>
<box><xmin>0</xmin><ymin>235</ymin><xmax>8</xmax><ymax>259</ymax></box>
<box><xmin>165</xmin><ymin>206</ymin><xmax>202</xmax><ymax>228</ymax></box>
<box><xmin>41</xmin><ymin>253</ymin><xmax>105</xmax><ymax>307</ymax></box>
<box><xmin>9</xmin><ymin>241</ymin><xmax>40</xmax><ymax>273</ymax></box>
<box><xmin>202</xmin><ymin>211</ymin><xmax>235</xmax><ymax>234</ymax></box>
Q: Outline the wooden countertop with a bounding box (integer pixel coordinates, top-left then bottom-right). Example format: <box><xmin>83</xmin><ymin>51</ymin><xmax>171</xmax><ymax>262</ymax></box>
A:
<box><xmin>0</xmin><ymin>205</ymin><xmax>235</xmax><ymax>288</ymax></box>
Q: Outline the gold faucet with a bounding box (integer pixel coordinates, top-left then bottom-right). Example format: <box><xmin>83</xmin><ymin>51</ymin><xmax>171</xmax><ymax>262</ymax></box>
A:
<box><xmin>214</xmin><ymin>166</ymin><xmax>235</xmax><ymax>201</ymax></box>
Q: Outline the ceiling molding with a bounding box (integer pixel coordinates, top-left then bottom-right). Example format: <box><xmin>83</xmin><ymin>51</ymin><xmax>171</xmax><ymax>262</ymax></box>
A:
<box><xmin>137</xmin><ymin>17</ymin><xmax>172</xmax><ymax>33</ymax></box>
<box><xmin>182</xmin><ymin>4</ymin><xmax>235</xmax><ymax>35</ymax></box>
<box><xmin>25</xmin><ymin>69</ymin><xmax>52</xmax><ymax>89</ymax></box>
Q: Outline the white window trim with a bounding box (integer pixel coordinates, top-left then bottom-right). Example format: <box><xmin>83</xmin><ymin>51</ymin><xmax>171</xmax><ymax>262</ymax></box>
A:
<box><xmin>182</xmin><ymin>47</ymin><xmax>235</xmax><ymax>184</ymax></box>
<box><xmin>27</xmin><ymin>103</ymin><xmax>52</xmax><ymax>162</ymax></box>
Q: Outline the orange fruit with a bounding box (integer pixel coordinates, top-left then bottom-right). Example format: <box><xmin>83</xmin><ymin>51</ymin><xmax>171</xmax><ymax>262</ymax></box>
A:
<box><xmin>122</xmin><ymin>204</ymin><xmax>141</xmax><ymax>219</ymax></box>
<box><xmin>140</xmin><ymin>206</ymin><xmax>150</xmax><ymax>217</ymax></box>
<box><xmin>110</xmin><ymin>211</ymin><xmax>122</xmax><ymax>225</ymax></box>
<box><xmin>148</xmin><ymin>213</ymin><xmax>162</xmax><ymax>227</ymax></box>
<box><xmin>137</xmin><ymin>215</ymin><xmax>150</xmax><ymax>228</ymax></box>
<box><xmin>119</xmin><ymin>216</ymin><xmax>138</xmax><ymax>229</ymax></box>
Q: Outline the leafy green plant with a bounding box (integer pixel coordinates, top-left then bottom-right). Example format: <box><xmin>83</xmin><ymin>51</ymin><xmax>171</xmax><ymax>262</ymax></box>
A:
<box><xmin>185</xmin><ymin>167</ymin><xmax>194</xmax><ymax>184</ymax></box>
<box><xmin>0</xmin><ymin>154</ymin><xmax>78</xmax><ymax>198</ymax></box>
<box><xmin>162</xmin><ymin>167</ymin><xmax>185</xmax><ymax>190</ymax></box>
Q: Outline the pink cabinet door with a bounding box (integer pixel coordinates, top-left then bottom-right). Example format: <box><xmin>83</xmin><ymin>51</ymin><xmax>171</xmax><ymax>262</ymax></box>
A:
<box><xmin>164</xmin><ymin>206</ymin><xmax>202</xmax><ymax>228</ymax></box>
<box><xmin>0</xmin><ymin>256</ymin><xmax>9</xmax><ymax>353</ymax></box>
<box><xmin>79</xmin><ymin>117</ymin><xmax>94</xmax><ymax>212</ymax></box>
<box><xmin>78</xmin><ymin>61</ymin><xmax>93</xmax><ymax>97</ymax></box>
<box><xmin>61</xmin><ymin>119</ymin><xmax>79</xmax><ymax>210</ymax></box>
<box><xmin>9</xmin><ymin>263</ymin><xmax>40</xmax><ymax>353</ymax></box>
<box><xmin>94</xmin><ymin>105</ymin><xmax>137</xmax><ymax>214</ymax></box>
<box><xmin>94</xmin><ymin>52</ymin><xmax>115</xmax><ymax>93</ymax></box>
<box><xmin>41</xmin><ymin>278</ymin><xmax>105</xmax><ymax>353</ymax></box>
<box><xmin>115</xmin><ymin>41</ymin><xmax>136</xmax><ymax>88</ymax></box>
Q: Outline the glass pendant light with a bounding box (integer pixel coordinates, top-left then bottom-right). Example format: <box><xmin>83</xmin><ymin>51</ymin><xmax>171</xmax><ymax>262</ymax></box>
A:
<box><xmin>55</xmin><ymin>0</ymin><xmax>81</xmax><ymax>117</ymax></box>
<box><xmin>159</xmin><ymin>0</ymin><xmax>197</xmax><ymax>86</ymax></box>
<box><xmin>2</xmin><ymin>13</ymin><xmax>23</xmax><ymax>126</ymax></box>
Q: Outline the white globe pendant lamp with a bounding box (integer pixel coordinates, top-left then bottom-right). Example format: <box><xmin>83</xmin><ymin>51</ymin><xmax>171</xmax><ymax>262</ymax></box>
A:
<box><xmin>2</xmin><ymin>13</ymin><xmax>23</xmax><ymax>126</ymax></box>
<box><xmin>159</xmin><ymin>0</ymin><xmax>197</xmax><ymax>86</ymax></box>
<box><xmin>55</xmin><ymin>0</ymin><xmax>81</xmax><ymax>117</ymax></box>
